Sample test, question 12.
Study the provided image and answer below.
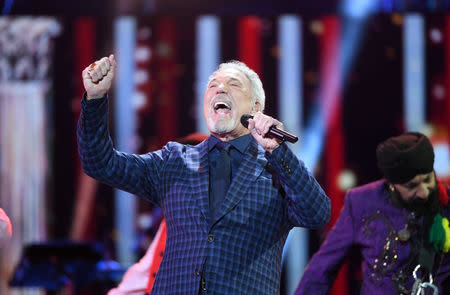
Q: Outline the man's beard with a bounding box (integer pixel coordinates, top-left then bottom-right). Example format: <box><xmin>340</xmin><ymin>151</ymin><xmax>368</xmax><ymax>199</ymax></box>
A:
<box><xmin>207</xmin><ymin>115</ymin><xmax>236</xmax><ymax>134</ymax></box>
<box><xmin>403</xmin><ymin>188</ymin><xmax>439</xmax><ymax>216</ymax></box>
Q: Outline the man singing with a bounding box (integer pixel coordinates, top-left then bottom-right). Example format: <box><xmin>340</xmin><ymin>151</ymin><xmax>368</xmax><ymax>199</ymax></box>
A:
<box><xmin>78</xmin><ymin>55</ymin><xmax>330</xmax><ymax>294</ymax></box>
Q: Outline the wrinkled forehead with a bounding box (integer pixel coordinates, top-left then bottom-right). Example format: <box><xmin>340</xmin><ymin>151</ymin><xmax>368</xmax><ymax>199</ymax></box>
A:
<box><xmin>209</xmin><ymin>68</ymin><xmax>250</xmax><ymax>84</ymax></box>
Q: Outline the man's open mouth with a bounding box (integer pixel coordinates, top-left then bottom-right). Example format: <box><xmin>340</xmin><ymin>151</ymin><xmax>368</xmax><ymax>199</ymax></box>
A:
<box><xmin>214</xmin><ymin>101</ymin><xmax>231</xmax><ymax>111</ymax></box>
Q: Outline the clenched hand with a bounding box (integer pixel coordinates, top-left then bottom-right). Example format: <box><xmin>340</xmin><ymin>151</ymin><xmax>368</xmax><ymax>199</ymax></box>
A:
<box><xmin>82</xmin><ymin>54</ymin><xmax>116</xmax><ymax>100</ymax></box>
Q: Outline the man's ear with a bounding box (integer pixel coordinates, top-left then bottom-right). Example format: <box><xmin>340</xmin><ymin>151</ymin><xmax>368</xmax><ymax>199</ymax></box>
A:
<box><xmin>253</xmin><ymin>101</ymin><xmax>262</xmax><ymax>112</ymax></box>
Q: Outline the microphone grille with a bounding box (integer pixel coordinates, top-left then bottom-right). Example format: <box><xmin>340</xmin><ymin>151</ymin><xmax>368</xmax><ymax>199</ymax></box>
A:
<box><xmin>240</xmin><ymin>114</ymin><xmax>253</xmax><ymax>128</ymax></box>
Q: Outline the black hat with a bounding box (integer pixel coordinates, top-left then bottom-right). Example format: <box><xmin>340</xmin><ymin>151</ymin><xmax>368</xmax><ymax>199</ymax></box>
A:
<box><xmin>376</xmin><ymin>132</ymin><xmax>434</xmax><ymax>184</ymax></box>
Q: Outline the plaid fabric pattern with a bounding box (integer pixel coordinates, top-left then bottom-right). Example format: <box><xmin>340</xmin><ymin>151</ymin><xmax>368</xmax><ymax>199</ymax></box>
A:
<box><xmin>77</xmin><ymin>96</ymin><xmax>331</xmax><ymax>295</ymax></box>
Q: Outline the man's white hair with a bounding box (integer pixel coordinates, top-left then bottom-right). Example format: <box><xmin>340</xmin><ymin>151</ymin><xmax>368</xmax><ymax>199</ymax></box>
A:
<box><xmin>208</xmin><ymin>60</ymin><xmax>266</xmax><ymax>112</ymax></box>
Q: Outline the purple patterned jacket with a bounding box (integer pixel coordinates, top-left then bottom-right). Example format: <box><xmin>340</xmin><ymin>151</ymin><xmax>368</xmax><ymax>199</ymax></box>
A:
<box><xmin>296</xmin><ymin>180</ymin><xmax>450</xmax><ymax>295</ymax></box>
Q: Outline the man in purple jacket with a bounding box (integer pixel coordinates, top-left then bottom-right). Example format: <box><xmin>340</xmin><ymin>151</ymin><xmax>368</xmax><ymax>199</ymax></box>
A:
<box><xmin>296</xmin><ymin>132</ymin><xmax>450</xmax><ymax>294</ymax></box>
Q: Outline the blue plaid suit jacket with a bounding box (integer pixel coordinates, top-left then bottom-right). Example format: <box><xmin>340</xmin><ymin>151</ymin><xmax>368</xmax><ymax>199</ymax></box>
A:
<box><xmin>77</xmin><ymin>96</ymin><xmax>330</xmax><ymax>295</ymax></box>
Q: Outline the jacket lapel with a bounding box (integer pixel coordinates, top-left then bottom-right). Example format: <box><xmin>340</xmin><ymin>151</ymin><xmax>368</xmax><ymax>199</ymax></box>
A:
<box><xmin>187</xmin><ymin>139</ymin><xmax>210</xmax><ymax>229</ymax></box>
<box><xmin>213</xmin><ymin>138</ymin><xmax>267</xmax><ymax>225</ymax></box>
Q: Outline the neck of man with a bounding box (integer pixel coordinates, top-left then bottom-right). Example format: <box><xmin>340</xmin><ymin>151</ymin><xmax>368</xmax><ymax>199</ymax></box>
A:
<box><xmin>211</xmin><ymin>128</ymin><xmax>250</xmax><ymax>142</ymax></box>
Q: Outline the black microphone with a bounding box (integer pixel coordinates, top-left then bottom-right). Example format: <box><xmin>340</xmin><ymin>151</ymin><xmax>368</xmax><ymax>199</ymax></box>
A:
<box><xmin>240</xmin><ymin>114</ymin><xmax>298</xmax><ymax>143</ymax></box>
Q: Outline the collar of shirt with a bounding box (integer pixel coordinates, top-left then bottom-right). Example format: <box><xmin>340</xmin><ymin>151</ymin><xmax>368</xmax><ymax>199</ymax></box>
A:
<box><xmin>208</xmin><ymin>133</ymin><xmax>252</xmax><ymax>154</ymax></box>
<box><xmin>208</xmin><ymin>134</ymin><xmax>252</xmax><ymax>179</ymax></box>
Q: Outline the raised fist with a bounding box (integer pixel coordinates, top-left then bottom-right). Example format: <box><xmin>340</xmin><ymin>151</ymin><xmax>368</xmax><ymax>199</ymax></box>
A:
<box><xmin>82</xmin><ymin>54</ymin><xmax>116</xmax><ymax>100</ymax></box>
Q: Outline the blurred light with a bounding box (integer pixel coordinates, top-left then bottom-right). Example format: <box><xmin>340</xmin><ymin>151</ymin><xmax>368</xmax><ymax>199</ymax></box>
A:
<box><xmin>422</xmin><ymin>124</ymin><xmax>434</xmax><ymax>138</ymax></box>
<box><xmin>403</xmin><ymin>15</ymin><xmax>425</xmax><ymax>132</ymax></box>
<box><xmin>432</xmin><ymin>84</ymin><xmax>445</xmax><ymax>100</ymax></box>
<box><xmin>391</xmin><ymin>14</ymin><xmax>403</xmax><ymax>26</ymax></box>
<box><xmin>137</xmin><ymin>213</ymin><xmax>153</xmax><ymax>230</ymax></box>
<box><xmin>278</xmin><ymin>15</ymin><xmax>302</xmax><ymax>154</ymax></box>
<box><xmin>429</xmin><ymin>28</ymin><xmax>443</xmax><ymax>43</ymax></box>
<box><xmin>137</xmin><ymin>26</ymin><xmax>152</xmax><ymax>40</ymax></box>
<box><xmin>195</xmin><ymin>16</ymin><xmax>220</xmax><ymax>134</ymax></box>
<box><xmin>278</xmin><ymin>15</ymin><xmax>306</xmax><ymax>295</ymax></box>
<box><xmin>2</xmin><ymin>0</ymin><xmax>13</xmax><ymax>15</ymax></box>
<box><xmin>302</xmin><ymin>14</ymin><xmax>368</xmax><ymax>171</ymax></box>
<box><xmin>310</xmin><ymin>20</ymin><xmax>324</xmax><ymax>35</ymax></box>
<box><xmin>156</xmin><ymin>42</ymin><xmax>171</xmax><ymax>57</ymax></box>
<box><xmin>434</xmin><ymin>143</ymin><xmax>450</xmax><ymax>178</ymax></box>
<box><xmin>135</xmin><ymin>46</ymin><xmax>152</xmax><ymax>62</ymax></box>
<box><xmin>340</xmin><ymin>0</ymin><xmax>377</xmax><ymax>19</ymax></box>
<box><xmin>132</xmin><ymin>91</ymin><xmax>147</xmax><ymax>110</ymax></box>
<box><xmin>337</xmin><ymin>170</ymin><xmax>357</xmax><ymax>191</ymax></box>
<box><xmin>114</xmin><ymin>16</ymin><xmax>137</xmax><ymax>265</ymax></box>
<box><xmin>96</xmin><ymin>260</ymin><xmax>122</xmax><ymax>271</ymax></box>
<box><xmin>134</xmin><ymin>69</ymin><xmax>149</xmax><ymax>84</ymax></box>
<box><xmin>381</xmin><ymin>0</ymin><xmax>393</xmax><ymax>12</ymax></box>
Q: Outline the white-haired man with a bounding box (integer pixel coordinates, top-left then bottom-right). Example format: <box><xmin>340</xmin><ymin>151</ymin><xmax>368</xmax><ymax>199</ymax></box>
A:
<box><xmin>77</xmin><ymin>55</ymin><xmax>330</xmax><ymax>294</ymax></box>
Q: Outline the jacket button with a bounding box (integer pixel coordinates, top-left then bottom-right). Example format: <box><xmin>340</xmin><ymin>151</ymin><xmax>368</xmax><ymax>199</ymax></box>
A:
<box><xmin>195</xmin><ymin>269</ymin><xmax>200</xmax><ymax>276</ymax></box>
<box><xmin>201</xmin><ymin>277</ymin><xmax>206</xmax><ymax>291</ymax></box>
<box><xmin>207</xmin><ymin>234</ymin><xmax>214</xmax><ymax>242</ymax></box>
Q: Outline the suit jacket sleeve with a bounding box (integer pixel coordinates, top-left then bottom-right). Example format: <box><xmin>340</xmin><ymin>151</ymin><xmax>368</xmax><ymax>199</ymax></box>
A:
<box><xmin>267</xmin><ymin>143</ymin><xmax>331</xmax><ymax>229</ymax></box>
<box><xmin>295</xmin><ymin>191</ymin><xmax>356</xmax><ymax>294</ymax></box>
<box><xmin>77</xmin><ymin>95</ymin><xmax>167</xmax><ymax>205</ymax></box>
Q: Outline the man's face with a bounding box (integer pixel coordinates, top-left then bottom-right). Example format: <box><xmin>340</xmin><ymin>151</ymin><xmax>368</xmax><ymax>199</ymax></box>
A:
<box><xmin>393</xmin><ymin>172</ymin><xmax>436</xmax><ymax>206</ymax></box>
<box><xmin>203</xmin><ymin>68</ymin><xmax>260</xmax><ymax>139</ymax></box>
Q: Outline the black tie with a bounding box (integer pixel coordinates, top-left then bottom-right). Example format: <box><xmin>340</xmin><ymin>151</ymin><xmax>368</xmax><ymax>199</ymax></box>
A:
<box><xmin>210</xmin><ymin>141</ymin><xmax>231</xmax><ymax>222</ymax></box>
